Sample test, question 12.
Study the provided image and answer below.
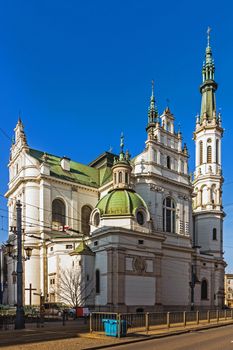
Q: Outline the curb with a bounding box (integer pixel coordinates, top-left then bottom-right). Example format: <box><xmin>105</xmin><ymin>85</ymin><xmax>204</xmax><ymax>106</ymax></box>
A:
<box><xmin>85</xmin><ymin>320</ymin><xmax>233</xmax><ymax>350</ymax></box>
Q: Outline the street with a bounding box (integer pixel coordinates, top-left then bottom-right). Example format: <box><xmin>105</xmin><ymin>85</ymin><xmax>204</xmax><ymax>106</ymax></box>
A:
<box><xmin>106</xmin><ymin>325</ymin><xmax>233</xmax><ymax>350</ymax></box>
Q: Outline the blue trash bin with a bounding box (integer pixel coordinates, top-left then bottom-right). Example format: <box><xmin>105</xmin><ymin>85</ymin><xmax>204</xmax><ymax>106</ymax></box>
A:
<box><xmin>102</xmin><ymin>319</ymin><xmax>127</xmax><ymax>337</ymax></box>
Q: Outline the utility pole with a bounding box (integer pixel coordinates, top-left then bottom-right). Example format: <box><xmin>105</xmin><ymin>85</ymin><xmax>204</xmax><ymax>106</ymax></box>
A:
<box><xmin>15</xmin><ymin>200</ymin><xmax>25</xmax><ymax>329</ymax></box>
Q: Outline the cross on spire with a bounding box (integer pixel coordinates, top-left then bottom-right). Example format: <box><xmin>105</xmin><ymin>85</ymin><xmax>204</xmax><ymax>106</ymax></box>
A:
<box><xmin>120</xmin><ymin>132</ymin><xmax>124</xmax><ymax>153</ymax></box>
<box><xmin>151</xmin><ymin>79</ymin><xmax>154</xmax><ymax>99</ymax></box>
<box><xmin>207</xmin><ymin>26</ymin><xmax>211</xmax><ymax>47</ymax></box>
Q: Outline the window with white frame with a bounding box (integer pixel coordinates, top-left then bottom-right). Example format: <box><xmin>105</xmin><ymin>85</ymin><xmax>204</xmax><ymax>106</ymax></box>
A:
<box><xmin>163</xmin><ymin>197</ymin><xmax>176</xmax><ymax>233</ymax></box>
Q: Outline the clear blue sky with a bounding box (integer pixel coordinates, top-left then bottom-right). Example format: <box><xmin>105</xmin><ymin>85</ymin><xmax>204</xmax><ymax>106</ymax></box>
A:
<box><xmin>0</xmin><ymin>0</ymin><xmax>233</xmax><ymax>270</ymax></box>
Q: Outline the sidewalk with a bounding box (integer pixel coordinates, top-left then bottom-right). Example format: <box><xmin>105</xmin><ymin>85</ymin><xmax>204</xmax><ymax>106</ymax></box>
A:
<box><xmin>0</xmin><ymin>318</ymin><xmax>233</xmax><ymax>350</ymax></box>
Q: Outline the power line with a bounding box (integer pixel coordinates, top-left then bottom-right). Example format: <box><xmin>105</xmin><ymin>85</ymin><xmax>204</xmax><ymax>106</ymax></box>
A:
<box><xmin>0</xmin><ymin>124</ymin><xmax>96</xmax><ymax>226</ymax></box>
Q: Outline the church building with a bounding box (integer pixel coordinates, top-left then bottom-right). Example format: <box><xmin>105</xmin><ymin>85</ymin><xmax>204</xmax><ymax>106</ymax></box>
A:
<box><xmin>4</xmin><ymin>30</ymin><xmax>225</xmax><ymax>311</ymax></box>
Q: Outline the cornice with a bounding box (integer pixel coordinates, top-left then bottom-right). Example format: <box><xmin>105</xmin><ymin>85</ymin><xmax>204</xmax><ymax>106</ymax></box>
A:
<box><xmin>162</xmin><ymin>242</ymin><xmax>193</xmax><ymax>254</ymax></box>
<box><xmin>91</xmin><ymin>226</ymin><xmax>166</xmax><ymax>242</ymax></box>
<box><xmin>145</xmin><ymin>140</ymin><xmax>188</xmax><ymax>159</ymax></box>
<box><xmin>6</xmin><ymin>173</ymin><xmax>99</xmax><ymax>198</ymax></box>
<box><xmin>132</xmin><ymin>172</ymin><xmax>192</xmax><ymax>192</ymax></box>
<box><xmin>193</xmin><ymin>125</ymin><xmax>223</xmax><ymax>138</ymax></box>
<box><xmin>193</xmin><ymin>173</ymin><xmax>223</xmax><ymax>185</ymax></box>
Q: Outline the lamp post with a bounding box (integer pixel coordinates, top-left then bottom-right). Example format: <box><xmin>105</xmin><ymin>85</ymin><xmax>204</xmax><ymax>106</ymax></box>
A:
<box><xmin>15</xmin><ymin>200</ymin><xmax>24</xmax><ymax>329</ymax></box>
<box><xmin>5</xmin><ymin>200</ymin><xmax>33</xmax><ymax>329</ymax></box>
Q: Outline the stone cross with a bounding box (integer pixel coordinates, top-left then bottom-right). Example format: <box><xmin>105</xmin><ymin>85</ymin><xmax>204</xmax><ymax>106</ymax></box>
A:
<box><xmin>25</xmin><ymin>283</ymin><xmax>37</xmax><ymax>306</ymax></box>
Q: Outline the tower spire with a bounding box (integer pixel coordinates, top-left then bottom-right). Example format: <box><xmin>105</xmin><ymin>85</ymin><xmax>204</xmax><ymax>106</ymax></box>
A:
<box><xmin>147</xmin><ymin>80</ymin><xmax>158</xmax><ymax>129</ymax></box>
<box><xmin>200</xmin><ymin>27</ymin><xmax>217</xmax><ymax>123</ymax></box>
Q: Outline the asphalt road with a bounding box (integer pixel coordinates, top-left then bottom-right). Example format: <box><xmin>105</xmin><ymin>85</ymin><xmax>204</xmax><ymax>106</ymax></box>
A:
<box><xmin>106</xmin><ymin>325</ymin><xmax>233</xmax><ymax>350</ymax></box>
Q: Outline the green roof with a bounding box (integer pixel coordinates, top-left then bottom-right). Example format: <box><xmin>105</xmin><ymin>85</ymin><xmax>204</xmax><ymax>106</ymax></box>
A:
<box><xmin>69</xmin><ymin>241</ymin><xmax>95</xmax><ymax>256</ymax></box>
<box><xmin>96</xmin><ymin>189</ymin><xmax>148</xmax><ymax>216</ymax></box>
<box><xmin>29</xmin><ymin>148</ymin><xmax>112</xmax><ymax>188</ymax></box>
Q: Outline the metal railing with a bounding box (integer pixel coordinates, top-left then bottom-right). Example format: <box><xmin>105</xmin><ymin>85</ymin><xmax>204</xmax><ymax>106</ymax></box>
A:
<box><xmin>0</xmin><ymin>313</ymin><xmax>65</xmax><ymax>331</ymax></box>
<box><xmin>90</xmin><ymin>309</ymin><xmax>233</xmax><ymax>337</ymax></box>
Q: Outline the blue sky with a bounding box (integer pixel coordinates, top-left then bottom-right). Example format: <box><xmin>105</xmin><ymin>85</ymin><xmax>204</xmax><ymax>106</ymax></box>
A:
<box><xmin>0</xmin><ymin>0</ymin><xmax>233</xmax><ymax>270</ymax></box>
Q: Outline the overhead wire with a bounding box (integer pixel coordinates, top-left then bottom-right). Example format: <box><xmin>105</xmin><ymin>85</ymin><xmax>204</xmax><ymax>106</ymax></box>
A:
<box><xmin>0</xmin><ymin>124</ymin><xmax>98</xmax><ymax>228</ymax></box>
<box><xmin>0</xmin><ymin>124</ymin><xmax>232</xmax><ymax>260</ymax></box>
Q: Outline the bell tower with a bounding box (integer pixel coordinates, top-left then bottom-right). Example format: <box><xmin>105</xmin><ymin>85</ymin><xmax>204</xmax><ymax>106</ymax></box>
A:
<box><xmin>193</xmin><ymin>28</ymin><xmax>224</xmax><ymax>258</ymax></box>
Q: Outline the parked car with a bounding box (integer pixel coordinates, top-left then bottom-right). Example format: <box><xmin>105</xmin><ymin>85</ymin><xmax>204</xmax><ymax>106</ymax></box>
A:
<box><xmin>43</xmin><ymin>302</ymin><xmax>64</xmax><ymax>316</ymax></box>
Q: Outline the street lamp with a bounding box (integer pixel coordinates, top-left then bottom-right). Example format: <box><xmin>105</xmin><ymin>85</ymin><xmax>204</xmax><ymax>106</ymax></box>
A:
<box><xmin>5</xmin><ymin>242</ymin><xmax>33</xmax><ymax>261</ymax></box>
<box><xmin>4</xmin><ymin>242</ymin><xmax>14</xmax><ymax>256</ymax></box>
<box><xmin>24</xmin><ymin>247</ymin><xmax>33</xmax><ymax>260</ymax></box>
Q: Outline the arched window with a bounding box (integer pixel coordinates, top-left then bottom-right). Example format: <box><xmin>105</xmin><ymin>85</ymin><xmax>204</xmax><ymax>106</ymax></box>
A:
<box><xmin>199</xmin><ymin>141</ymin><xmax>203</xmax><ymax>165</ymax></box>
<box><xmin>95</xmin><ymin>269</ymin><xmax>100</xmax><ymax>294</ymax></box>
<box><xmin>136</xmin><ymin>211</ymin><xmax>144</xmax><ymax>225</ymax></box>
<box><xmin>94</xmin><ymin>212</ymin><xmax>100</xmax><ymax>227</ymax></box>
<box><xmin>81</xmin><ymin>205</ymin><xmax>92</xmax><ymax>235</ymax></box>
<box><xmin>167</xmin><ymin>156</ymin><xmax>171</xmax><ymax>169</ymax></box>
<box><xmin>213</xmin><ymin>228</ymin><xmax>217</xmax><ymax>240</ymax></box>
<box><xmin>119</xmin><ymin>172</ymin><xmax>122</xmax><ymax>183</ymax></box>
<box><xmin>163</xmin><ymin>197</ymin><xmax>176</xmax><ymax>233</ymax></box>
<box><xmin>114</xmin><ymin>173</ymin><xmax>117</xmax><ymax>184</ymax></box>
<box><xmin>167</xmin><ymin>122</ymin><xmax>171</xmax><ymax>132</ymax></box>
<box><xmin>216</xmin><ymin>139</ymin><xmax>219</xmax><ymax>164</ymax></box>
<box><xmin>52</xmin><ymin>199</ymin><xmax>66</xmax><ymax>228</ymax></box>
<box><xmin>125</xmin><ymin>172</ymin><xmax>128</xmax><ymax>184</ymax></box>
<box><xmin>201</xmin><ymin>279</ymin><xmax>208</xmax><ymax>300</ymax></box>
<box><xmin>207</xmin><ymin>146</ymin><xmax>212</xmax><ymax>163</ymax></box>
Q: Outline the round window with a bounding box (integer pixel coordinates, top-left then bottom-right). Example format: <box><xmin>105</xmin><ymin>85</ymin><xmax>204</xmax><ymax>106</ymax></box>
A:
<box><xmin>136</xmin><ymin>211</ymin><xmax>144</xmax><ymax>225</ymax></box>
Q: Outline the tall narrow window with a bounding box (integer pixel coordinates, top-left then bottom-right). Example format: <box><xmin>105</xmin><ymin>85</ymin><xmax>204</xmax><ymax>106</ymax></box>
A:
<box><xmin>180</xmin><ymin>160</ymin><xmax>184</xmax><ymax>173</ymax></box>
<box><xmin>213</xmin><ymin>228</ymin><xmax>217</xmax><ymax>240</ymax></box>
<box><xmin>119</xmin><ymin>172</ymin><xmax>122</xmax><ymax>183</ymax></box>
<box><xmin>207</xmin><ymin>146</ymin><xmax>212</xmax><ymax>163</ymax></box>
<box><xmin>52</xmin><ymin>199</ymin><xmax>66</xmax><ymax>228</ymax></box>
<box><xmin>95</xmin><ymin>269</ymin><xmax>100</xmax><ymax>294</ymax></box>
<box><xmin>167</xmin><ymin>156</ymin><xmax>171</xmax><ymax>169</ymax></box>
<box><xmin>160</xmin><ymin>153</ymin><xmax>163</xmax><ymax>166</ymax></box>
<box><xmin>154</xmin><ymin>150</ymin><xmax>157</xmax><ymax>163</ymax></box>
<box><xmin>199</xmin><ymin>141</ymin><xmax>203</xmax><ymax>165</ymax></box>
<box><xmin>163</xmin><ymin>197</ymin><xmax>176</xmax><ymax>233</ymax></box>
<box><xmin>81</xmin><ymin>205</ymin><xmax>92</xmax><ymax>235</ymax></box>
<box><xmin>201</xmin><ymin>279</ymin><xmax>208</xmax><ymax>300</ymax></box>
<box><xmin>216</xmin><ymin>139</ymin><xmax>219</xmax><ymax>164</ymax></box>
<box><xmin>167</xmin><ymin>122</ymin><xmax>171</xmax><ymax>132</ymax></box>
<box><xmin>125</xmin><ymin>172</ymin><xmax>128</xmax><ymax>184</ymax></box>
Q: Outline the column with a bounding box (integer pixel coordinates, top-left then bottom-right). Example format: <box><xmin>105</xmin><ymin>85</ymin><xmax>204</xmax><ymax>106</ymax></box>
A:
<box><xmin>207</xmin><ymin>187</ymin><xmax>212</xmax><ymax>204</ymax></box>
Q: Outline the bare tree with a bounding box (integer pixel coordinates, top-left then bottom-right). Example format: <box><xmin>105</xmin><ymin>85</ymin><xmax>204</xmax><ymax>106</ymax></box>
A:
<box><xmin>52</xmin><ymin>268</ymin><xmax>94</xmax><ymax>308</ymax></box>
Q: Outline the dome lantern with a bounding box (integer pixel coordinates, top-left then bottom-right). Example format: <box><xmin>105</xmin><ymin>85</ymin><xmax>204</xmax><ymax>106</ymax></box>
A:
<box><xmin>112</xmin><ymin>133</ymin><xmax>132</xmax><ymax>190</ymax></box>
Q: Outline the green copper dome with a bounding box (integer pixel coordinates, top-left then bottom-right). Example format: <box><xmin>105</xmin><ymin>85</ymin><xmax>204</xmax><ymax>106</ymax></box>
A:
<box><xmin>96</xmin><ymin>189</ymin><xmax>147</xmax><ymax>216</ymax></box>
